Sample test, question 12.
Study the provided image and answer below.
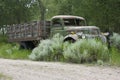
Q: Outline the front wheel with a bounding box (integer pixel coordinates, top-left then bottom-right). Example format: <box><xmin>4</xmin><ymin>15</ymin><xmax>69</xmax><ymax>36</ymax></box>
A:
<box><xmin>64</xmin><ymin>37</ymin><xmax>76</xmax><ymax>43</ymax></box>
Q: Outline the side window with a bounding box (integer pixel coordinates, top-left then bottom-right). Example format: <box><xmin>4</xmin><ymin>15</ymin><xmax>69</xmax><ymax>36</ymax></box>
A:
<box><xmin>76</xmin><ymin>19</ymin><xmax>85</xmax><ymax>26</ymax></box>
<box><xmin>52</xmin><ymin>18</ymin><xmax>62</xmax><ymax>27</ymax></box>
<box><xmin>80</xmin><ymin>20</ymin><xmax>86</xmax><ymax>26</ymax></box>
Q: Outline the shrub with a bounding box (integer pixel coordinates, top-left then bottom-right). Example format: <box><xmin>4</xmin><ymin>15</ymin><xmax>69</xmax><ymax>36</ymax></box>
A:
<box><xmin>63</xmin><ymin>39</ymin><xmax>109</xmax><ymax>63</ymax></box>
<box><xmin>50</xmin><ymin>34</ymin><xmax>64</xmax><ymax>61</ymax></box>
<box><xmin>110</xmin><ymin>33</ymin><xmax>120</xmax><ymax>50</ymax></box>
<box><xmin>29</xmin><ymin>33</ymin><xmax>64</xmax><ymax>61</ymax></box>
<box><xmin>29</xmin><ymin>34</ymin><xmax>109</xmax><ymax>63</ymax></box>
<box><xmin>29</xmin><ymin>39</ymin><xmax>53</xmax><ymax>61</ymax></box>
<box><xmin>110</xmin><ymin>47</ymin><xmax>120</xmax><ymax>66</ymax></box>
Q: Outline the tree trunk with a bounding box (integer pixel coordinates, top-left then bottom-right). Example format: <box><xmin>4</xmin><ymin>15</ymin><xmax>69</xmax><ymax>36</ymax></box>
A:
<box><xmin>37</xmin><ymin>0</ymin><xmax>46</xmax><ymax>21</ymax></box>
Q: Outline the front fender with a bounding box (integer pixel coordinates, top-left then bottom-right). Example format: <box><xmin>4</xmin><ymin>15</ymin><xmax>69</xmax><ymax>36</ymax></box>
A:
<box><xmin>64</xmin><ymin>34</ymin><xmax>78</xmax><ymax>42</ymax></box>
<box><xmin>99</xmin><ymin>35</ymin><xmax>107</xmax><ymax>43</ymax></box>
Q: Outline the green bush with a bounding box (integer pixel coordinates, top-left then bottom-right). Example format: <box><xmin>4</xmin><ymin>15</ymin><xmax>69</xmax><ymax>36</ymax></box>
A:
<box><xmin>63</xmin><ymin>39</ymin><xmax>109</xmax><ymax>63</ymax></box>
<box><xmin>110</xmin><ymin>33</ymin><xmax>120</xmax><ymax>50</ymax></box>
<box><xmin>50</xmin><ymin>34</ymin><xmax>64</xmax><ymax>61</ymax></box>
<box><xmin>29</xmin><ymin>34</ymin><xmax>64</xmax><ymax>61</ymax></box>
<box><xmin>29</xmin><ymin>39</ymin><xmax>53</xmax><ymax>61</ymax></box>
<box><xmin>29</xmin><ymin>34</ymin><xmax>110</xmax><ymax>63</ymax></box>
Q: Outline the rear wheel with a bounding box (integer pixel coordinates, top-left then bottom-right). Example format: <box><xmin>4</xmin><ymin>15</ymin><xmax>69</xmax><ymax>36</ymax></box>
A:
<box><xmin>19</xmin><ymin>41</ymin><xmax>36</xmax><ymax>50</ymax></box>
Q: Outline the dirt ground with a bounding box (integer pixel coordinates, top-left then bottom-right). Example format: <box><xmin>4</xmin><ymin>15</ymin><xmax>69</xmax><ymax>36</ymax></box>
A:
<box><xmin>0</xmin><ymin>59</ymin><xmax>120</xmax><ymax>80</ymax></box>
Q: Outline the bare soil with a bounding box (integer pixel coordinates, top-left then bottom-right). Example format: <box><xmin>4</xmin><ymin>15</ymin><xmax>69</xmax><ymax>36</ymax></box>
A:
<box><xmin>0</xmin><ymin>59</ymin><xmax>120</xmax><ymax>80</ymax></box>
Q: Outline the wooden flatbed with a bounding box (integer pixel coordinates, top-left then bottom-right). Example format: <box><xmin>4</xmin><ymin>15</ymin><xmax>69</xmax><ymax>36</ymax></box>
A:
<box><xmin>6</xmin><ymin>21</ymin><xmax>50</xmax><ymax>42</ymax></box>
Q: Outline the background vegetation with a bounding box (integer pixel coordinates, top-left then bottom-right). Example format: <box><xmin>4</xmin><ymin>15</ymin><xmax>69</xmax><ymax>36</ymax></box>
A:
<box><xmin>0</xmin><ymin>34</ymin><xmax>30</xmax><ymax>59</ymax></box>
<box><xmin>0</xmin><ymin>0</ymin><xmax>120</xmax><ymax>33</ymax></box>
<box><xmin>110</xmin><ymin>33</ymin><xmax>120</xmax><ymax>50</ymax></box>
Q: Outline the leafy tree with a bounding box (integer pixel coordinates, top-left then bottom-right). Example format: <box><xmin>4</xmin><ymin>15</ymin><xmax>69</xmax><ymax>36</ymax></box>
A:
<box><xmin>59</xmin><ymin>0</ymin><xmax>120</xmax><ymax>32</ymax></box>
<box><xmin>0</xmin><ymin>0</ymin><xmax>37</xmax><ymax>34</ymax></box>
<box><xmin>0</xmin><ymin>0</ymin><xmax>120</xmax><ymax>33</ymax></box>
<box><xmin>0</xmin><ymin>0</ymin><xmax>37</xmax><ymax>25</ymax></box>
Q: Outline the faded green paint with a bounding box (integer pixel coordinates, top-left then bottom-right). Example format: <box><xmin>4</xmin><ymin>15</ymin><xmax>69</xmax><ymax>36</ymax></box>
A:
<box><xmin>50</xmin><ymin>15</ymin><xmax>86</xmax><ymax>37</ymax></box>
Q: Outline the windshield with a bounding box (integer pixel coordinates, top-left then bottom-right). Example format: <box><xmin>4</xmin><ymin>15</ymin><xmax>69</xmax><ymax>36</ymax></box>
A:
<box><xmin>63</xmin><ymin>18</ymin><xmax>85</xmax><ymax>26</ymax></box>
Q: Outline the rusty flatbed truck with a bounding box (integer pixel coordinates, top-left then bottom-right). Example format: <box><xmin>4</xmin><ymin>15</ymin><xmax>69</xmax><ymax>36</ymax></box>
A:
<box><xmin>6</xmin><ymin>15</ymin><xmax>106</xmax><ymax>49</ymax></box>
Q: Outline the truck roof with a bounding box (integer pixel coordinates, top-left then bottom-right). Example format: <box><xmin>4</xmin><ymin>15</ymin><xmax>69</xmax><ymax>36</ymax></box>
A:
<box><xmin>79</xmin><ymin>26</ymin><xmax>99</xmax><ymax>29</ymax></box>
<box><xmin>51</xmin><ymin>15</ymin><xmax>85</xmax><ymax>20</ymax></box>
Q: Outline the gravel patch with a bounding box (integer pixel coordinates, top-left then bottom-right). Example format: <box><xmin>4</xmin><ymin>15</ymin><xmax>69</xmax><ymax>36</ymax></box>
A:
<box><xmin>0</xmin><ymin>59</ymin><xmax>120</xmax><ymax>80</ymax></box>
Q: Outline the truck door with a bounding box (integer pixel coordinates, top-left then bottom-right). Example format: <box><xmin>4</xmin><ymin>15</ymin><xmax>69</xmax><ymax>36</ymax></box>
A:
<box><xmin>51</xmin><ymin>18</ymin><xmax>65</xmax><ymax>36</ymax></box>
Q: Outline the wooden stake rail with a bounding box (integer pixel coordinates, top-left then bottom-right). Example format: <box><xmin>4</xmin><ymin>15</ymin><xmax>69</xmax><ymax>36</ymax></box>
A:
<box><xmin>6</xmin><ymin>21</ymin><xmax>50</xmax><ymax>42</ymax></box>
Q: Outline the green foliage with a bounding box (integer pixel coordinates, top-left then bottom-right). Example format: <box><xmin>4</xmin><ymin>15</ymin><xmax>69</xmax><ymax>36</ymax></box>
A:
<box><xmin>0</xmin><ymin>34</ymin><xmax>7</xmax><ymax>42</ymax></box>
<box><xmin>29</xmin><ymin>34</ymin><xmax>64</xmax><ymax>61</ymax></box>
<box><xmin>0</xmin><ymin>73</ymin><xmax>12</xmax><ymax>80</ymax></box>
<box><xmin>0</xmin><ymin>34</ymin><xmax>30</xmax><ymax>59</ymax></box>
<box><xmin>50</xmin><ymin>34</ymin><xmax>64</xmax><ymax>61</ymax></box>
<box><xmin>29</xmin><ymin>39</ymin><xmax>53</xmax><ymax>61</ymax></box>
<box><xmin>29</xmin><ymin>34</ymin><xmax>110</xmax><ymax>63</ymax></box>
<box><xmin>0</xmin><ymin>42</ymin><xmax>30</xmax><ymax>59</ymax></box>
<box><xmin>110</xmin><ymin>33</ymin><xmax>120</xmax><ymax>49</ymax></box>
<box><xmin>0</xmin><ymin>0</ymin><xmax>38</xmax><ymax>25</ymax></box>
<box><xmin>0</xmin><ymin>0</ymin><xmax>120</xmax><ymax>32</ymax></box>
<box><xmin>109</xmin><ymin>33</ymin><xmax>120</xmax><ymax>66</ymax></box>
<box><xmin>0</xmin><ymin>35</ymin><xmax>30</xmax><ymax>59</ymax></box>
<box><xmin>42</xmin><ymin>0</ymin><xmax>120</xmax><ymax>32</ymax></box>
<box><xmin>110</xmin><ymin>47</ymin><xmax>120</xmax><ymax>66</ymax></box>
<box><xmin>63</xmin><ymin>39</ymin><xmax>109</xmax><ymax>63</ymax></box>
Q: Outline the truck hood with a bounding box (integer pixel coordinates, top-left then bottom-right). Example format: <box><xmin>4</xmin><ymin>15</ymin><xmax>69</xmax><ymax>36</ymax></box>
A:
<box><xmin>64</xmin><ymin>26</ymin><xmax>99</xmax><ymax>31</ymax></box>
<box><xmin>64</xmin><ymin>26</ymin><xmax>100</xmax><ymax>38</ymax></box>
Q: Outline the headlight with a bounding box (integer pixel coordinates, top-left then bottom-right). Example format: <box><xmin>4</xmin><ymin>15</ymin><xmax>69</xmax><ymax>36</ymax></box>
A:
<box><xmin>82</xmin><ymin>35</ymin><xmax>86</xmax><ymax>39</ymax></box>
<box><xmin>70</xmin><ymin>31</ymin><xmax>76</xmax><ymax>35</ymax></box>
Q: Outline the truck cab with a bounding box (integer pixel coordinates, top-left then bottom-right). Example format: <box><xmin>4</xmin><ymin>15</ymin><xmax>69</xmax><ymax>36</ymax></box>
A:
<box><xmin>50</xmin><ymin>15</ymin><xmax>106</xmax><ymax>43</ymax></box>
<box><xmin>51</xmin><ymin>15</ymin><xmax>86</xmax><ymax>35</ymax></box>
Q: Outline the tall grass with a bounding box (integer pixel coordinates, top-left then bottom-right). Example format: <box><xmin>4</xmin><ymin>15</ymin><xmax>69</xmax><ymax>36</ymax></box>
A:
<box><xmin>0</xmin><ymin>73</ymin><xmax>12</xmax><ymax>80</ymax></box>
<box><xmin>109</xmin><ymin>33</ymin><xmax>120</xmax><ymax>66</ymax></box>
<box><xmin>0</xmin><ymin>34</ymin><xmax>7</xmax><ymax>42</ymax></box>
<box><xmin>0</xmin><ymin>42</ymin><xmax>30</xmax><ymax>59</ymax></box>
<box><xmin>110</xmin><ymin>47</ymin><xmax>120</xmax><ymax>66</ymax></box>
<box><xmin>0</xmin><ymin>34</ymin><xmax>30</xmax><ymax>59</ymax></box>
